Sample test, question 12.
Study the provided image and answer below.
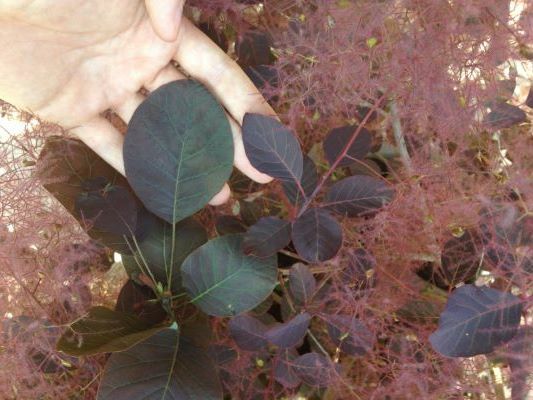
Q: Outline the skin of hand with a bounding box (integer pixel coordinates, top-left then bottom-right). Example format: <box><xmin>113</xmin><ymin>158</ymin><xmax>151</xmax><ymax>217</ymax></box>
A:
<box><xmin>0</xmin><ymin>0</ymin><xmax>274</xmax><ymax>205</ymax></box>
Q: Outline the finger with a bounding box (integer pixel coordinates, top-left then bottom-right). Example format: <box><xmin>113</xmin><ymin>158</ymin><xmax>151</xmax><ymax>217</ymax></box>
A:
<box><xmin>145</xmin><ymin>0</ymin><xmax>184</xmax><ymax>42</ymax></box>
<box><xmin>174</xmin><ymin>18</ymin><xmax>278</xmax><ymax>125</ymax></box>
<box><xmin>71</xmin><ymin>117</ymin><xmax>125</xmax><ymax>175</ymax></box>
<box><xmin>144</xmin><ymin>64</ymin><xmax>186</xmax><ymax>92</ymax></box>
<box><xmin>209</xmin><ymin>183</ymin><xmax>231</xmax><ymax>206</ymax></box>
<box><xmin>226</xmin><ymin>115</ymin><xmax>273</xmax><ymax>184</ymax></box>
<box><xmin>114</xmin><ymin>92</ymin><xmax>145</xmax><ymax>123</ymax></box>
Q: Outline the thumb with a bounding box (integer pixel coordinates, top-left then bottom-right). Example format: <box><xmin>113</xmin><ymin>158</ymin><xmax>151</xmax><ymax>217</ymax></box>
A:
<box><xmin>145</xmin><ymin>0</ymin><xmax>185</xmax><ymax>42</ymax></box>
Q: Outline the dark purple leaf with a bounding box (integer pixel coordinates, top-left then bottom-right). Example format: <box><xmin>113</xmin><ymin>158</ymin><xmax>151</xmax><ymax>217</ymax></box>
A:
<box><xmin>215</xmin><ymin>215</ymin><xmax>247</xmax><ymax>235</ymax></box>
<box><xmin>355</xmin><ymin>105</ymin><xmax>378</xmax><ymax>124</ymax></box>
<box><xmin>526</xmin><ymin>87</ymin><xmax>533</xmax><ymax>108</ymax></box>
<box><xmin>429</xmin><ymin>285</ymin><xmax>522</xmax><ymax>357</ymax></box>
<box><xmin>292</xmin><ymin>208</ymin><xmax>343</xmax><ymax>263</ymax></box>
<box><xmin>484</xmin><ymin>102</ymin><xmax>527</xmax><ymax>130</ymax></box>
<box><xmin>323</xmin><ymin>125</ymin><xmax>373</xmax><ymax>167</ymax></box>
<box><xmin>75</xmin><ymin>185</ymin><xmax>138</xmax><ymax>236</ymax></box>
<box><xmin>115</xmin><ymin>280</ymin><xmax>167</xmax><ymax>326</ymax></box>
<box><xmin>37</xmin><ymin>136</ymin><xmax>127</xmax><ymax>215</ymax></box>
<box><xmin>236</xmin><ymin>30</ymin><xmax>275</xmax><ymax>68</ymax></box>
<box><xmin>243</xmin><ymin>217</ymin><xmax>291</xmax><ymax>257</ymax></box>
<box><xmin>293</xmin><ymin>352</ymin><xmax>340</xmax><ymax>387</ymax></box>
<box><xmin>325</xmin><ymin>314</ymin><xmax>375</xmax><ymax>356</ymax></box>
<box><xmin>57</xmin><ymin>307</ymin><xmax>166</xmax><ymax>356</ymax></box>
<box><xmin>228</xmin><ymin>315</ymin><xmax>268</xmax><ymax>351</ymax></box>
<box><xmin>439</xmin><ymin>231</ymin><xmax>483</xmax><ymax>287</ymax></box>
<box><xmin>323</xmin><ymin>175</ymin><xmax>394</xmax><ymax>217</ymax></box>
<box><xmin>37</xmin><ymin>137</ymin><xmax>153</xmax><ymax>254</ymax></box>
<box><xmin>273</xmin><ymin>351</ymin><xmax>302</xmax><ymax>389</ymax></box>
<box><xmin>282</xmin><ymin>155</ymin><xmax>318</xmax><ymax>206</ymax></box>
<box><xmin>289</xmin><ymin>263</ymin><xmax>316</xmax><ymax>305</ymax></box>
<box><xmin>242</xmin><ymin>113</ymin><xmax>303</xmax><ymax>183</ymax></box>
<box><xmin>265</xmin><ymin>312</ymin><xmax>311</xmax><ymax>348</ymax></box>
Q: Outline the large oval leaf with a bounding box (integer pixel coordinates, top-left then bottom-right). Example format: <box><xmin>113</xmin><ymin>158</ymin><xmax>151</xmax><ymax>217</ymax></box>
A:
<box><xmin>323</xmin><ymin>175</ymin><xmax>394</xmax><ymax>217</ymax></box>
<box><xmin>124</xmin><ymin>80</ymin><xmax>234</xmax><ymax>223</ymax></box>
<box><xmin>323</xmin><ymin>125</ymin><xmax>373</xmax><ymax>167</ymax></box>
<box><xmin>242</xmin><ymin>113</ymin><xmax>303</xmax><ymax>183</ymax></box>
<box><xmin>123</xmin><ymin>217</ymin><xmax>207</xmax><ymax>293</ymax></box>
<box><xmin>292</xmin><ymin>208</ymin><xmax>343</xmax><ymax>262</ymax></box>
<box><xmin>57</xmin><ymin>307</ymin><xmax>166</xmax><ymax>356</ymax></box>
<box><xmin>97</xmin><ymin>329</ymin><xmax>222</xmax><ymax>400</ymax></box>
<box><xmin>429</xmin><ymin>285</ymin><xmax>522</xmax><ymax>357</ymax></box>
<box><xmin>181</xmin><ymin>234</ymin><xmax>278</xmax><ymax>316</ymax></box>
<box><xmin>243</xmin><ymin>217</ymin><xmax>291</xmax><ymax>257</ymax></box>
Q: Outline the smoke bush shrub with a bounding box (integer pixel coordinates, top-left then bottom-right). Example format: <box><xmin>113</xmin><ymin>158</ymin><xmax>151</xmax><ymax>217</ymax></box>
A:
<box><xmin>1</xmin><ymin>1</ymin><xmax>532</xmax><ymax>399</ymax></box>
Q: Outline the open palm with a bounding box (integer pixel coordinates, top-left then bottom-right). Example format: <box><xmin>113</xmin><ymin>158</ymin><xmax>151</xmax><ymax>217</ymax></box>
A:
<box><xmin>0</xmin><ymin>0</ymin><xmax>274</xmax><ymax>204</ymax></box>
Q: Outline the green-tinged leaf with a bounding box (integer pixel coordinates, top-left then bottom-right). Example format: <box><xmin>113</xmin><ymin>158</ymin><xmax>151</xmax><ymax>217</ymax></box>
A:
<box><xmin>181</xmin><ymin>234</ymin><xmax>278</xmax><ymax>316</ymax></box>
<box><xmin>97</xmin><ymin>329</ymin><xmax>222</xmax><ymax>400</ymax></box>
<box><xmin>124</xmin><ymin>80</ymin><xmax>234</xmax><ymax>223</ymax></box>
<box><xmin>122</xmin><ymin>217</ymin><xmax>207</xmax><ymax>293</ymax></box>
<box><xmin>57</xmin><ymin>307</ymin><xmax>166</xmax><ymax>356</ymax></box>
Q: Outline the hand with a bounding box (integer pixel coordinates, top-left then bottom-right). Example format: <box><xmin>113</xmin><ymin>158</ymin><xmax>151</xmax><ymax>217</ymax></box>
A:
<box><xmin>0</xmin><ymin>0</ymin><xmax>274</xmax><ymax>205</ymax></box>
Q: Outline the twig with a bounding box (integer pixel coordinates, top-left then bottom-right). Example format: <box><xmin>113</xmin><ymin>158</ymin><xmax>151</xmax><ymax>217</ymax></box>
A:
<box><xmin>297</xmin><ymin>95</ymin><xmax>387</xmax><ymax>217</ymax></box>
<box><xmin>307</xmin><ymin>329</ymin><xmax>329</xmax><ymax>357</ymax></box>
<box><xmin>390</xmin><ymin>100</ymin><xmax>413</xmax><ymax>173</ymax></box>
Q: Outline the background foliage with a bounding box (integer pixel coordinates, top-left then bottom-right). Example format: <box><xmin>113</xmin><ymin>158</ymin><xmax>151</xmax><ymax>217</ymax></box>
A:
<box><xmin>1</xmin><ymin>0</ymin><xmax>532</xmax><ymax>399</ymax></box>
